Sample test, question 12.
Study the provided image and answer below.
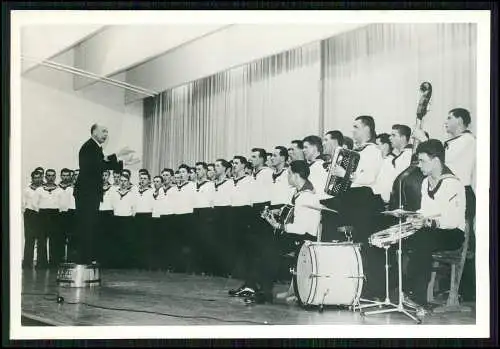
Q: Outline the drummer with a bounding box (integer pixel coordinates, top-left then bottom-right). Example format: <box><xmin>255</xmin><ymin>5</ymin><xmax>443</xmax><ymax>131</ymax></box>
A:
<box><xmin>244</xmin><ymin>160</ymin><xmax>321</xmax><ymax>305</ymax></box>
<box><xmin>404</xmin><ymin>139</ymin><xmax>466</xmax><ymax>311</ymax></box>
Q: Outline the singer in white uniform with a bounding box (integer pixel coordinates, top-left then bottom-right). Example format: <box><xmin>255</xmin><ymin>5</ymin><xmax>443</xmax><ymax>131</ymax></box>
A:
<box><xmin>110</xmin><ymin>172</ymin><xmax>137</xmax><ymax>269</ymax></box>
<box><xmin>22</xmin><ymin>170</ymin><xmax>43</xmax><ymax>268</ymax></box>
<box><xmin>212</xmin><ymin>159</ymin><xmax>234</xmax><ymax>277</ymax></box>
<box><xmin>227</xmin><ymin>156</ymin><xmax>255</xmax><ymax>297</ymax></box>
<box><xmin>135</xmin><ymin>171</ymin><xmax>155</xmax><ymax>269</ymax></box>
<box><xmin>57</xmin><ymin>168</ymin><xmax>76</xmax><ymax>265</ymax></box>
<box><xmin>193</xmin><ymin>162</ymin><xmax>216</xmax><ymax>275</ymax></box>
<box><xmin>174</xmin><ymin>164</ymin><xmax>196</xmax><ymax>274</ymax></box>
<box><xmin>159</xmin><ymin>168</ymin><xmax>178</xmax><ymax>271</ymax></box>
<box><xmin>98</xmin><ymin>170</ymin><xmax>115</xmax><ymax>268</ymax></box>
<box><xmin>34</xmin><ymin>169</ymin><xmax>63</xmax><ymax>268</ymax></box>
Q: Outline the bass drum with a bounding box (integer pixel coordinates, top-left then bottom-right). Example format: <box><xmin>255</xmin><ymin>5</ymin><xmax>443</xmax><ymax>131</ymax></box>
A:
<box><xmin>293</xmin><ymin>242</ymin><xmax>364</xmax><ymax>308</ymax></box>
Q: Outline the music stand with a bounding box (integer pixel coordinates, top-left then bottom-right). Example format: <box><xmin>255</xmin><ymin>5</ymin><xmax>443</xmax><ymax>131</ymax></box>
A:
<box><xmin>357</xmin><ymin>208</ymin><xmax>422</xmax><ymax>324</ymax></box>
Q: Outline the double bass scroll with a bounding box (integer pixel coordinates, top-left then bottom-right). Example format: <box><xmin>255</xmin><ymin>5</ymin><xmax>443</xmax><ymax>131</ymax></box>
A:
<box><xmin>389</xmin><ymin>82</ymin><xmax>433</xmax><ymax>211</ymax></box>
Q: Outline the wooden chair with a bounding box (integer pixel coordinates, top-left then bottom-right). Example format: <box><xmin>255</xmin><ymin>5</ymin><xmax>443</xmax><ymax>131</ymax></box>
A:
<box><xmin>426</xmin><ymin>222</ymin><xmax>472</xmax><ymax>312</ymax></box>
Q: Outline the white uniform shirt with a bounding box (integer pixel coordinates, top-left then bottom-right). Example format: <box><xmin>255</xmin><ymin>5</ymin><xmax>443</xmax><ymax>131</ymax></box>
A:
<box><xmin>270</xmin><ymin>168</ymin><xmax>295</xmax><ymax>206</ymax></box>
<box><xmin>159</xmin><ymin>185</ymin><xmax>178</xmax><ymax>216</ymax></box>
<box><xmin>308</xmin><ymin>158</ymin><xmax>328</xmax><ymax>199</ymax></box>
<box><xmin>23</xmin><ymin>185</ymin><xmax>39</xmax><ymax>212</ymax></box>
<box><xmin>373</xmin><ymin>156</ymin><xmax>396</xmax><ymax>203</ymax></box>
<box><xmin>173</xmin><ymin>181</ymin><xmax>196</xmax><ymax>214</ymax></box>
<box><xmin>373</xmin><ymin>146</ymin><xmax>413</xmax><ymax>203</ymax></box>
<box><xmin>419</xmin><ymin>174</ymin><xmax>466</xmax><ymax>232</ymax></box>
<box><xmin>351</xmin><ymin>143</ymin><xmax>383</xmax><ymax>191</ymax></box>
<box><xmin>58</xmin><ymin>184</ymin><xmax>75</xmax><ymax>212</ymax></box>
<box><xmin>444</xmin><ymin>131</ymin><xmax>476</xmax><ymax>188</ymax></box>
<box><xmin>112</xmin><ymin>187</ymin><xmax>138</xmax><ymax>217</ymax></box>
<box><xmin>285</xmin><ymin>184</ymin><xmax>321</xmax><ymax>237</ymax></box>
<box><xmin>136</xmin><ymin>186</ymin><xmax>154</xmax><ymax>213</ymax></box>
<box><xmin>151</xmin><ymin>187</ymin><xmax>166</xmax><ymax>218</ymax></box>
<box><xmin>99</xmin><ymin>184</ymin><xmax>116</xmax><ymax>211</ymax></box>
<box><xmin>193</xmin><ymin>180</ymin><xmax>215</xmax><ymax>208</ymax></box>
<box><xmin>392</xmin><ymin>146</ymin><xmax>413</xmax><ymax>176</ymax></box>
<box><xmin>251</xmin><ymin>167</ymin><xmax>273</xmax><ymax>204</ymax></box>
<box><xmin>35</xmin><ymin>185</ymin><xmax>63</xmax><ymax>210</ymax></box>
<box><xmin>213</xmin><ymin>179</ymin><xmax>233</xmax><ymax>207</ymax></box>
<box><xmin>230</xmin><ymin>175</ymin><xmax>254</xmax><ymax>207</ymax></box>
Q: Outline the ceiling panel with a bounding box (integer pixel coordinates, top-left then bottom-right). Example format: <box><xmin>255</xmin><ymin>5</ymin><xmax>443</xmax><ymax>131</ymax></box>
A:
<box><xmin>21</xmin><ymin>24</ymin><xmax>105</xmax><ymax>73</ymax></box>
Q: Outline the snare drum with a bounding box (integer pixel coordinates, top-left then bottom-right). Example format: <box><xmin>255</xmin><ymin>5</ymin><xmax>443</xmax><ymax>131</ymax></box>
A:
<box><xmin>56</xmin><ymin>263</ymin><xmax>101</xmax><ymax>287</ymax></box>
<box><xmin>293</xmin><ymin>242</ymin><xmax>364</xmax><ymax>307</ymax></box>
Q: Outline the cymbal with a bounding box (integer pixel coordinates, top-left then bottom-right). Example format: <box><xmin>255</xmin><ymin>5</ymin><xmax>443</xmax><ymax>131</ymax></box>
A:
<box><xmin>302</xmin><ymin>204</ymin><xmax>338</xmax><ymax>214</ymax></box>
<box><xmin>381</xmin><ymin>209</ymin><xmax>421</xmax><ymax>217</ymax></box>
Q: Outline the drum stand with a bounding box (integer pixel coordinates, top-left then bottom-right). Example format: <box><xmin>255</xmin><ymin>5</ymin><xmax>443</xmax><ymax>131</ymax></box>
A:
<box><xmin>358</xmin><ymin>216</ymin><xmax>422</xmax><ymax>324</ymax></box>
<box><xmin>355</xmin><ymin>245</ymin><xmax>397</xmax><ymax>310</ymax></box>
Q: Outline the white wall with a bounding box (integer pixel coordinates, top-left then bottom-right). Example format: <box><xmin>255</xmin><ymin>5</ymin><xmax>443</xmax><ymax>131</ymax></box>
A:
<box><xmin>21</xmin><ymin>77</ymin><xmax>143</xmax><ymax>188</ymax></box>
<box><xmin>73</xmin><ymin>24</ymin><xmax>227</xmax><ymax>90</ymax></box>
<box><xmin>21</xmin><ymin>24</ymin><xmax>104</xmax><ymax>73</ymax></box>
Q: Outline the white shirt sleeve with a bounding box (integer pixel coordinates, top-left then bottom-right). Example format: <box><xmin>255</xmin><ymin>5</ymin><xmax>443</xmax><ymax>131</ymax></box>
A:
<box><xmin>373</xmin><ymin>157</ymin><xmax>396</xmax><ymax>203</ymax></box>
<box><xmin>22</xmin><ymin>188</ymin><xmax>28</xmax><ymax>212</ymax></box>
<box><xmin>309</xmin><ymin>161</ymin><xmax>329</xmax><ymax>200</ymax></box>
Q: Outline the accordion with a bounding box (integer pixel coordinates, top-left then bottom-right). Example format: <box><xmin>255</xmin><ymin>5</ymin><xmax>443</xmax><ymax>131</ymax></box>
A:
<box><xmin>324</xmin><ymin>148</ymin><xmax>360</xmax><ymax>196</ymax></box>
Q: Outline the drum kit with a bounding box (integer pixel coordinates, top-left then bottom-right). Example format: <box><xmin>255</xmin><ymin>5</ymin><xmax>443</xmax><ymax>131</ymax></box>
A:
<box><xmin>283</xmin><ymin>206</ymin><xmax>434</xmax><ymax>324</ymax></box>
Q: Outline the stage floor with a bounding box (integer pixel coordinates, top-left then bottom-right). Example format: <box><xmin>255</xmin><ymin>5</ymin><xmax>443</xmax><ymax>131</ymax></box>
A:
<box><xmin>21</xmin><ymin>269</ymin><xmax>476</xmax><ymax>326</ymax></box>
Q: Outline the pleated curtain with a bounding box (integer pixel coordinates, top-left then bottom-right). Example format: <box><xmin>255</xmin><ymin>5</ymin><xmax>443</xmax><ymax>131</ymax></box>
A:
<box><xmin>321</xmin><ymin>23</ymin><xmax>477</xmax><ymax>144</ymax></box>
<box><xmin>144</xmin><ymin>23</ymin><xmax>477</xmax><ymax>175</ymax></box>
<box><xmin>143</xmin><ymin>42</ymin><xmax>321</xmax><ymax>174</ymax></box>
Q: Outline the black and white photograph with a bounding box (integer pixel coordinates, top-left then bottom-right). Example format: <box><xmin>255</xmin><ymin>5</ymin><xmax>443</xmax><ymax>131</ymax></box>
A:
<box><xmin>8</xmin><ymin>9</ymin><xmax>492</xmax><ymax>340</ymax></box>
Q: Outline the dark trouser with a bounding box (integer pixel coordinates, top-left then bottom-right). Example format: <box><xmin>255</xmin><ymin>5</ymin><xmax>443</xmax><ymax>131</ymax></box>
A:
<box><xmin>460</xmin><ymin>185</ymin><xmax>476</xmax><ymax>301</ymax></box>
<box><xmin>404</xmin><ymin>228</ymin><xmax>464</xmax><ymax>304</ymax></box>
<box><xmin>212</xmin><ymin>206</ymin><xmax>232</xmax><ymax>277</ymax></box>
<box><xmin>320</xmin><ymin>196</ymin><xmax>344</xmax><ymax>242</ymax></box>
<box><xmin>174</xmin><ymin>213</ymin><xmax>194</xmax><ymax>273</ymax></box>
<box><xmin>73</xmin><ymin>195</ymin><xmax>100</xmax><ymax>265</ymax></box>
<box><xmin>134</xmin><ymin>212</ymin><xmax>152</xmax><ymax>269</ymax></box>
<box><xmin>268</xmin><ymin>204</ymin><xmax>293</xmax><ymax>282</ymax></box>
<box><xmin>97</xmin><ymin>210</ymin><xmax>114</xmax><ymax>268</ymax></box>
<box><xmin>158</xmin><ymin>215</ymin><xmax>174</xmax><ymax>271</ymax></box>
<box><xmin>243</xmin><ymin>202</ymin><xmax>273</xmax><ymax>292</ymax></box>
<box><xmin>58</xmin><ymin>209</ymin><xmax>76</xmax><ymax>263</ymax></box>
<box><xmin>194</xmin><ymin>207</ymin><xmax>215</xmax><ymax>274</ymax></box>
<box><xmin>38</xmin><ymin>209</ymin><xmax>60</xmax><ymax>267</ymax></box>
<box><xmin>465</xmin><ymin>186</ymin><xmax>476</xmax><ymax>222</ymax></box>
<box><xmin>23</xmin><ymin>209</ymin><xmax>39</xmax><ymax>267</ymax></box>
<box><xmin>111</xmin><ymin>216</ymin><xmax>135</xmax><ymax>269</ymax></box>
<box><xmin>229</xmin><ymin>205</ymin><xmax>252</xmax><ymax>279</ymax></box>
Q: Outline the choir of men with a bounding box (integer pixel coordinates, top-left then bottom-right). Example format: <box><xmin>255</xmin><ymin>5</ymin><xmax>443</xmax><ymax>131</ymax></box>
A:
<box><xmin>22</xmin><ymin>107</ymin><xmax>476</xmax><ymax>310</ymax></box>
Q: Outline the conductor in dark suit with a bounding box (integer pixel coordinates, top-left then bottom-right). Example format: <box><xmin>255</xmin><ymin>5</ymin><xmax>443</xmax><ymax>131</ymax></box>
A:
<box><xmin>72</xmin><ymin>123</ymin><xmax>137</xmax><ymax>265</ymax></box>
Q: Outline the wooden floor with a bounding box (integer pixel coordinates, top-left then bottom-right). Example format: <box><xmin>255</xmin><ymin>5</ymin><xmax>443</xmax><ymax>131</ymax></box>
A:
<box><xmin>21</xmin><ymin>269</ymin><xmax>476</xmax><ymax>326</ymax></box>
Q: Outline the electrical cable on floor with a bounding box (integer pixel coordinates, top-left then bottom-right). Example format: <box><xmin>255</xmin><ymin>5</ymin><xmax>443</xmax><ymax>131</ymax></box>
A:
<box><xmin>22</xmin><ymin>292</ymin><xmax>271</xmax><ymax>325</ymax></box>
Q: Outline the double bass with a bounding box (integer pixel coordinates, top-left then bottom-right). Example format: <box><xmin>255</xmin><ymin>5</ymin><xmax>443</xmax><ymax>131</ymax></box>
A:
<box><xmin>389</xmin><ymin>82</ymin><xmax>432</xmax><ymax>211</ymax></box>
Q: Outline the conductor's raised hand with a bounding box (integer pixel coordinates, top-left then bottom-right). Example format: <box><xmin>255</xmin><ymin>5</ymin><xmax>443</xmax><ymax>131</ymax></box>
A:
<box><xmin>116</xmin><ymin>146</ymin><xmax>136</xmax><ymax>159</ymax></box>
<box><xmin>123</xmin><ymin>154</ymin><xmax>141</xmax><ymax>167</ymax></box>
